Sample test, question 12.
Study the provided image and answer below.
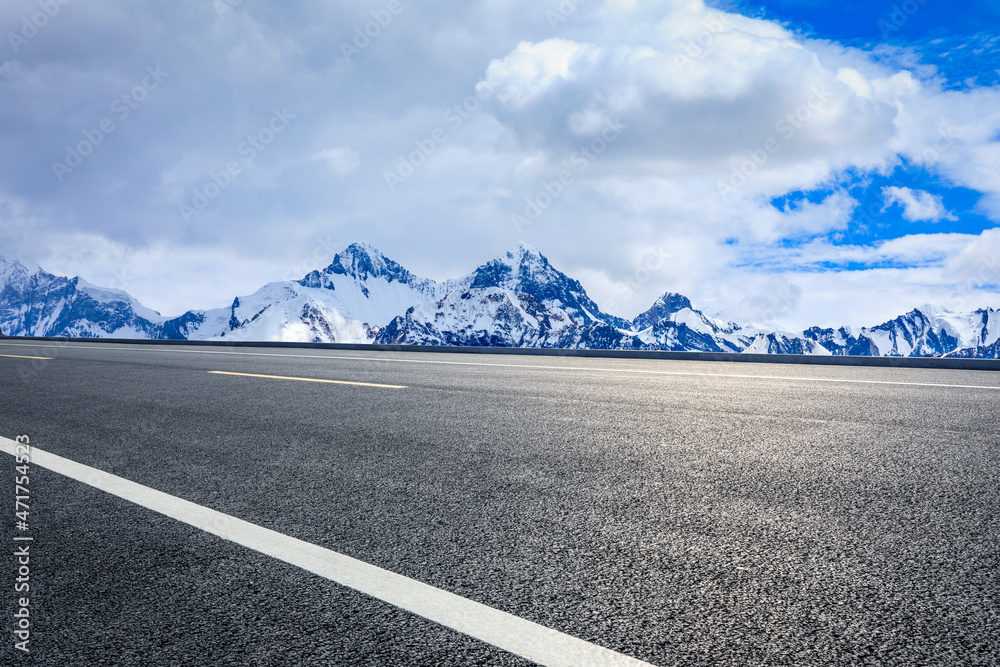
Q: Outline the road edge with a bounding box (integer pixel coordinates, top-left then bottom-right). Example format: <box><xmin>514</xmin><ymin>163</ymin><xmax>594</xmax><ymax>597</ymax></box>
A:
<box><xmin>4</xmin><ymin>334</ymin><xmax>1000</xmax><ymax>371</ymax></box>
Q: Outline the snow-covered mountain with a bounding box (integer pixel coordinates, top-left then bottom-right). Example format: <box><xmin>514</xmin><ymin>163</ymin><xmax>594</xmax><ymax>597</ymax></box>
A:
<box><xmin>2</xmin><ymin>244</ymin><xmax>998</xmax><ymax>359</ymax></box>
<box><xmin>630</xmin><ymin>292</ymin><xmax>738</xmax><ymax>352</ymax></box>
<box><xmin>161</xmin><ymin>242</ymin><xmax>454</xmax><ymax>343</ymax></box>
<box><xmin>803</xmin><ymin>305</ymin><xmax>1000</xmax><ymax>357</ymax></box>
<box><xmin>622</xmin><ymin>292</ymin><xmax>830</xmax><ymax>354</ymax></box>
<box><xmin>374</xmin><ymin>246</ymin><xmax>833</xmax><ymax>353</ymax></box>
<box><xmin>375</xmin><ymin>244</ymin><xmax>643</xmax><ymax>349</ymax></box>
<box><xmin>0</xmin><ymin>243</ymin><xmax>451</xmax><ymax>344</ymax></box>
<box><xmin>0</xmin><ymin>255</ymin><xmax>168</xmax><ymax>338</ymax></box>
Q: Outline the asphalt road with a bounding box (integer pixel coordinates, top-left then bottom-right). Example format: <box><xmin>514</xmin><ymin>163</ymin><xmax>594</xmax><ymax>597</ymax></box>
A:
<box><xmin>1</xmin><ymin>339</ymin><xmax>998</xmax><ymax>666</ymax></box>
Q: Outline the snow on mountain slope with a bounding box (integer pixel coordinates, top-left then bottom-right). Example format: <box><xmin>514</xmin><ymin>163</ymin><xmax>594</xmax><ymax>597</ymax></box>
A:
<box><xmin>863</xmin><ymin>308</ymin><xmax>956</xmax><ymax>357</ymax></box>
<box><xmin>375</xmin><ymin>245</ymin><xmax>644</xmax><ymax>349</ymax></box>
<box><xmin>76</xmin><ymin>279</ymin><xmax>168</xmax><ymax>324</ymax></box>
<box><xmin>803</xmin><ymin>326</ymin><xmax>874</xmax><ymax>356</ymax></box>
<box><xmin>167</xmin><ymin>243</ymin><xmax>454</xmax><ymax>343</ymax></box>
<box><xmin>218</xmin><ymin>291</ymin><xmax>374</xmax><ymax>343</ymax></box>
<box><xmin>185</xmin><ymin>282</ymin><xmax>377</xmax><ymax>344</ymax></box>
<box><xmin>4</xmin><ymin>246</ymin><xmax>1000</xmax><ymax>358</ymax></box>
<box><xmin>376</xmin><ymin>287</ymin><xmax>546</xmax><ymax>347</ymax></box>
<box><xmin>802</xmin><ymin>306</ymin><xmax>1000</xmax><ymax>357</ymax></box>
<box><xmin>811</xmin><ymin>305</ymin><xmax>999</xmax><ymax>357</ymax></box>
<box><xmin>465</xmin><ymin>244</ymin><xmax>633</xmax><ymax>331</ymax></box>
<box><xmin>632</xmin><ymin>292</ymin><xmax>743</xmax><ymax>352</ymax></box>
<box><xmin>940</xmin><ymin>308</ymin><xmax>1000</xmax><ymax>357</ymax></box>
<box><xmin>629</xmin><ymin>291</ymin><xmax>826</xmax><ymax>354</ymax></box>
<box><xmin>740</xmin><ymin>331</ymin><xmax>832</xmax><ymax>355</ymax></box>
<box><xmin>295</xmin><ymin>242</ymin><xmax>455</xmax><ymax>325</ymax></box>
<box><xmin>375</xmin><ymin>285</ymin><xmax>643</xmax><ymax>349</ymax></box>
<box><xmin>927</xmin><ymin>306</ymin><xmax>1000</xmax><ymax>349</ymax></box>
<box><xmin>0</xmin><ymin>255</ymin><xmax>166</xmax><ymax>338</ymax></box>
<box><xmin>948</xmin><ymin>338</ymin><xmax>1000</xmax><ymax>358</ymax></box>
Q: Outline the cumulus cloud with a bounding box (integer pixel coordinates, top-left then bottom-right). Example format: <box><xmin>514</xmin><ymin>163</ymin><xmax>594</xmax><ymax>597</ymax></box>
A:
<box><xmin>945</xmin><ymin>227</ymin><xmax>1000</xmax><ymax>288</ymax></box>
<box><xmin>478</xmin><ymin>11</ymin><xmax>899</xmax><ymax>191</ymax></box>
<box><xmin>881</xmin><ymin>186</ymin><xmax>957</xmax><ymax>222</ymax></box>
<box><xmin>0</xmin><ymin>0</ymin><xmax>998</xmax><ymax>328</ymax></box>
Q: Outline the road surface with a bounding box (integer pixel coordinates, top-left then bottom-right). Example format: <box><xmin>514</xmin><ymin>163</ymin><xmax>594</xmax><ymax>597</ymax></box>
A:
<box><xmin>1</xmin><ymin>339</ymin><xmax>998</xmax><ymax>665</ymax></box>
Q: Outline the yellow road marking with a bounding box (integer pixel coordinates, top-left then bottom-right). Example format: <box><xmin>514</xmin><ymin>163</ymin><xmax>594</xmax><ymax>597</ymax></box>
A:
<box><xmin>0</xmin><ymin>353</ymin><xmax>53</xmax><ymax>360</ymax></box>
<box><xmin>207</xmin><ymin>370</ymin><xmax>407</xmax><ymax>389</ymax></box>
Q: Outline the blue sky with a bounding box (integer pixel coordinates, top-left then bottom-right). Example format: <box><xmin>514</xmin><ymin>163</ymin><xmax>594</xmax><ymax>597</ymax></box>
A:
<box><xmin>719</xmin><ymin>0</ymin><xmax>1000</xmax><ymax>239</ymax></box>
<box><xmin>708</xmin><ymin>0</ymin><xmax>1000</xmax><ymax>320</ymax></box>
<box><xmin>723</xmin><ymin>0</ymin><xmax>1000</xmax><ymax>250</ymax></box>
<box><xmin>716</xmin><ymin>0</ymin><xmax>1000</xmax><ymax>42</ymax></box>
<box><xmin>1</xmin><ymin>0</ymin><xmax>999</xmax><ymax>329</ymax></box>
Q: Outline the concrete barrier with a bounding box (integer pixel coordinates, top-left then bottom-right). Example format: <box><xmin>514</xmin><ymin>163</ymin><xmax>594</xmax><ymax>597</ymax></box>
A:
<box><xmin>4</xmin><ymin>334</ymin><xmax>1000</xmax><ymax>371</ymax></box>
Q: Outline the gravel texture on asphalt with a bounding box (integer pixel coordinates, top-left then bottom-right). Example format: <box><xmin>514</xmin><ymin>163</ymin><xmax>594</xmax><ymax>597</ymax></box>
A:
<box><xmin>1</xmin><ymin>340</ymin><xmax>998</xmax><ymax>666</ymax></box>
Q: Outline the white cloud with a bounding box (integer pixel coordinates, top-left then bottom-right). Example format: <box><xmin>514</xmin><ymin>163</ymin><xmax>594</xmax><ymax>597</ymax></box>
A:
<box><xmin>15</xmin><ymin>232</ymin><xmax>286</xmax><ymax>315</ymax></box>
<box><xmin>2</xmin><ymin>0</ymin><xmax>999</xmax><ymax>331</ymax></box>
<box><xmin>726</xmin><ymin>276</ymin><xmax>803</xmax><ymax>328</ymax></box>
<box><xmin>311</xmin><ymin>147</ymin><xmax>360</xmax><ymax>176</ymax></box>
<box><xmin>477</xmin><ymin>13</ymin><xmax>900</xmax><ymax>198</ymax></box>
<box><xmin>944</xmin><ymin>227</ymin><xmax>1000</xmax><ymax>288</ymax></box>
<box><xmin>881</xmin><ymin>186</ymin><xmax>957</xmax><ymax>222</ymax></box>
<box><xmin>484</xmin><ymin>39</ymin><xmax>595</xmax><ymax>109</ymax></box>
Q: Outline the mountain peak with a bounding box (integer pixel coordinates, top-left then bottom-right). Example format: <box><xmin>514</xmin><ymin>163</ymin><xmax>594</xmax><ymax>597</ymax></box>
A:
<box><xmin>6</xmin><ymin>242</ymin><xmax>1000</xmax><ymax>358</ymax></box>
<box><xmin>0</xmin><ymin>255</ymin><xmax>39</xmax><ymax>271</ymax></box>
<box><xmin>330</xmin><ymin>242</ymin><xmax>390</xmax><ymax>278</ymax></box>
<box><xmin>473</xmin><ymin>244</ymin><xmax>557</xmax><ymax>288</ymax></box>
<box><xmin>632</xmin><ymin>292</ymin><xmax>697</xmax><ymax>331</ymax></box>
<box><xmin>0</xmin><ymin>255</ymin><xmax>41</xmax><ymax>282</ymax></box>
<box><xmin>497</xmin><ymin>242</ymin><xmax>546</xmax><ymax>270</ymax></box>
<box><xmin>914</xmin><ymin>303</ymin><xmax>949</xmax><ymax>318</ymax></box>
<box><xmin>512</xmin><ymin>242</ymin><xmax>541</xmax><ymax>257</ymax></box>
<box><xmin>653</xmin><ymin>292</ymin><xmax>693</xmax><ymax>313</ymax></box>
<box><xmin>343</xmin><ymin>241</ymin><xmax>384</xmax><ymax>258</ymax></box>
<box><xmin>462</xmin><ymin>245</ymin><xmax>633</xmax><ymax>331</ymax></box>
<box><xmin>301</xmin><ymin>241</ymin><xmax>422</xmax><ymax>288</ymax></box>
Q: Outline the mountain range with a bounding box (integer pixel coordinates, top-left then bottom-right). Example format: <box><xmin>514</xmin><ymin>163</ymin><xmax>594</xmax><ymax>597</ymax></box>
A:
<box><xmin>2</xmin><ymin>242</ymin><xmax>999</xmax><ymax>358</ymax></box>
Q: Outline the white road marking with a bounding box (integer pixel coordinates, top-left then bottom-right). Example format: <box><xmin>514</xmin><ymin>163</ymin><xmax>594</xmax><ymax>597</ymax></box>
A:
<box><xmin>1</xmin><ymin>340</ymin><xmax>999</xmax><ymax>391</ymax></box>
<box><xmin>0</xmin><ymin>437</ymin><xmax>655</xmax><ymax>667</ymax></box>
<box><xmin>207</xmin><ymin>370</ymin><xmax>407</xmax><ymax>389</ymax></box>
